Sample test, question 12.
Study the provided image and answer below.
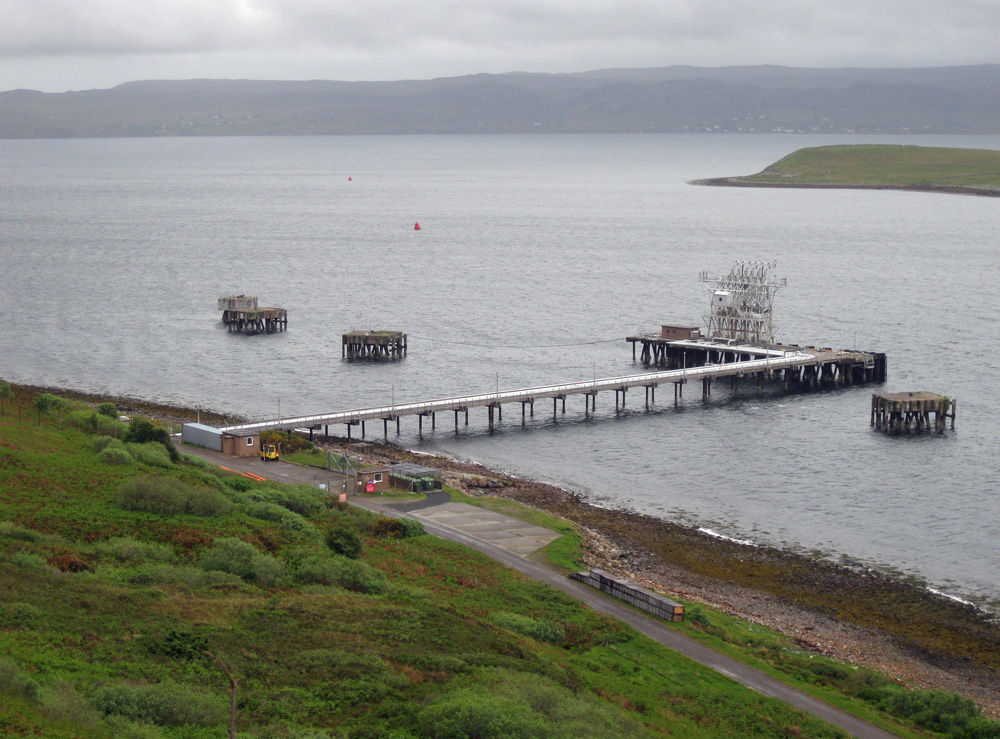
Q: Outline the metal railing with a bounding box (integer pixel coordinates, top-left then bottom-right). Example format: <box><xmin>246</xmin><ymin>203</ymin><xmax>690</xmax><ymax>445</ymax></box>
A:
<box><xmin>219</xmin><ymin>351</ymin><xmax>818</xmax><ymax>434</ymax></box>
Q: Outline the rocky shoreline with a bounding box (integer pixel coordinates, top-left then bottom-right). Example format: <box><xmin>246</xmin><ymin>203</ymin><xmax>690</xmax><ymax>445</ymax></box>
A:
<box><xmin>9</xmin><ymin>382</ymin><xmax>1000</xmax><ymax>716</ymax></box>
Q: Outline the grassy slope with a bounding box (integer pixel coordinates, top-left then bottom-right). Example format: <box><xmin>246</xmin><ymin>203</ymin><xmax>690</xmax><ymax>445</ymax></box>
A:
<box><xmin>0</xmin><ymin>387</ymin><xmax>985</xmax><ymax>739</ymax></box>
<box><xmin>0</xmin><ymin>396</ymin><xmax>860</xmax><ymax>739</ymax></box>
<box><xmin>733</xmin><ymin>144</ymin><xmax>1000</xmax><ymax>192</ymax></box>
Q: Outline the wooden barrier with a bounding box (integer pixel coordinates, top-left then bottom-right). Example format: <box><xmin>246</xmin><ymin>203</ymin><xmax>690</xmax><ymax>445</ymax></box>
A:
<box><xmin>571</xmin><ymin>568</ymin><xmax>684</xmax><ymax>622</ymax></box>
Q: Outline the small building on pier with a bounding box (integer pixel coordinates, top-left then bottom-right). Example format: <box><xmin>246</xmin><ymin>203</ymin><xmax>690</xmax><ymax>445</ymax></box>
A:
<box><xmin>660</xmin><ymin>324</ymin><xmax>702</xmax><ymax>341</ymax></box>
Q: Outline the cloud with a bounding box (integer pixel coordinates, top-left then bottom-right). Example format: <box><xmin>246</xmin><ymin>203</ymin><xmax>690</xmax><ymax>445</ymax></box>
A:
<box><xmin>1</xmin><ymin>0</ymin><xmax>999</xmax><ymax>92</ymax></box>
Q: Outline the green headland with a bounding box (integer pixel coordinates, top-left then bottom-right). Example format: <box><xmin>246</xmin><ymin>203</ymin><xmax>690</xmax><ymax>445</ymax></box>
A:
<box><xmin>2</xmin><ymin>382</ymin><xmax>1000</xmax><ymax>738</ymax></box>
<box><xmin>699</xmin><ymin>144</ymin><xmax>1000</xmax><ymax>195</ymax></box>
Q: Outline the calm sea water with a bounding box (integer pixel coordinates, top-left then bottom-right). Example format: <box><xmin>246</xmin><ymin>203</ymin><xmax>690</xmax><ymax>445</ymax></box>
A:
<box><xmin>1</xmin><ymin>134</ymin><xmax>998</xmax><ymax>608</ymax></box>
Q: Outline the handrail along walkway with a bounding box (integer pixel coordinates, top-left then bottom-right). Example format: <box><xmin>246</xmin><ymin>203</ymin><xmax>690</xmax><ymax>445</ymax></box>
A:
<box><xmin>219</xmin><ymin>350</ymin><xmax>823</xmax><ymax>434</ymax></box>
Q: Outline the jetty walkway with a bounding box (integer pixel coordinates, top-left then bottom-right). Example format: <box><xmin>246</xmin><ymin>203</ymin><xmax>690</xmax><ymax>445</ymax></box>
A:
<box><xmin>220</xmin><ymin>343</ymin><xmax>884</xmax><ymax>439</ymax></box>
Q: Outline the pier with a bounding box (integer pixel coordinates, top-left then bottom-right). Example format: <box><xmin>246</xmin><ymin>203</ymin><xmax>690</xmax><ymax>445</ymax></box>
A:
<box><xmin>626</xmin><ymin>335</ymin><xmax>886</xmax><ymax>386</ymax></box>
<box><xmin>218</xmin><ymin>296</ymin><xmax>288</xmax><ymax>334</ymax></box>
<box><xmin>871</xmin><ymin>391</ymin><xmax>955</xmax><ymax>433</ymax></box>
<box><xmin>342</xmin><ymin>330</ymin><xmax>407</xmax><ymax>360</ymax></box>
<box><xmin>217</xmin><ymin>343</ymin><xmax>885</xmax><ymax>441</ymax></box>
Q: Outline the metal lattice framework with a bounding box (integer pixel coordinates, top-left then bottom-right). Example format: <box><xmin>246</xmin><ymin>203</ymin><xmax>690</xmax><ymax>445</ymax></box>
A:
<box><xmin>699</xmin><ymin>260</ymin><xmax>787</xmax><ymax>346</ymax></box>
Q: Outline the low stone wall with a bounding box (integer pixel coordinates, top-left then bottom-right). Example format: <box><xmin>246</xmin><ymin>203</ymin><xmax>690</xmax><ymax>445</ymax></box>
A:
<box><xmin>571</xmin><ymin>568</ymin><xmax>684</xmax><ymax>622</ymax></box>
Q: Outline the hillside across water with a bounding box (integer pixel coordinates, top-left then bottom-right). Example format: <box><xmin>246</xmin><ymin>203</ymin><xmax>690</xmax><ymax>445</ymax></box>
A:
<box><xmin>696</xmin><ymin>144</ymin><xmax>1000</xmax><ymax>195</ymax></box>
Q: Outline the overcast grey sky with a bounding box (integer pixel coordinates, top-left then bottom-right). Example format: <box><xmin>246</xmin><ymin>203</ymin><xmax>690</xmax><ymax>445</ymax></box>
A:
<box><xmin>2</xmin><ymin>0</ymin><xmax>998</xmax><ymax>92</ymax></box>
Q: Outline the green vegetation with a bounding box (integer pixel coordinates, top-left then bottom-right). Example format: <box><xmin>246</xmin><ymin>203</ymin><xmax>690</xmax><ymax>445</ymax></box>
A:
<box><xmin>2</xmin><ymin>384</ymin><xmax>998</xmax><ymax>738</ymax></box>
<box><xmin>731</xmin><ymin>144</ymin><xmax>1000</xmax><ymax>192</ymax></box>
<box><xmin>261</xmin><ymin>429</ymin><xmax>313</xmax><ymax>455</ymax></box>
<box><xmin>0</xmin><ymin>383</ymin><xmax>13</xmax><ymax>416</ymax></box>
<box><xmin>446</xmin><ymin>487</ymin><xmax>584</xmax><ymax>572</ymax></box>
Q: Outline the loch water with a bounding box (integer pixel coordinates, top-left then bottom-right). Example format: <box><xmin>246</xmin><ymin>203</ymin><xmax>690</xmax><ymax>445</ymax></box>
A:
<box><xmin>1</xmin><ymin>133</ymin><xmax>998</xmax><ymax>607</ymax></box>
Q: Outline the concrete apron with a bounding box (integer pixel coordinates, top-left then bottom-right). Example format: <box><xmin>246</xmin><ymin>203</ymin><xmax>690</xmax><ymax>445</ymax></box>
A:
<box><xmin>398</xmin><ymin>502</ymin><xmax>562</xmax><ymax>558</ymax></box>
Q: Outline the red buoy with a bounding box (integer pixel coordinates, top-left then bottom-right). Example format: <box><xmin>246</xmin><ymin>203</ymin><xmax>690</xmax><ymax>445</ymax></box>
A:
<box><xmin>348</xmin><ymin>176</ymin><xmax>352</xmax><ymax>181</ymax></box>
<box><xmin>414</xmin><ymin>222</ymin><xmax>421</xmax><ymax>230</ymax></box>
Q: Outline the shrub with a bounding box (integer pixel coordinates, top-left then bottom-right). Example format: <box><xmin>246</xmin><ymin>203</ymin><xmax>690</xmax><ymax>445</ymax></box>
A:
<box><xmin>418</xmin><ymin>668</ymin><xmax>650</xmax><ymax>739</ymax></box>
<box><xmin>685</xmin><ymin>604</ymin><xmax>710</xmax><ymax>626</ymax></box>
<box><xmin>245</xmin><ymin>484</ymin><xmax>326</xmax><ymax>517</ymax></box>
<box><xmin>324</xmin><ymin>524</ymin><xmax>363</xmax><ymax>559</ymax></box>
<box><xmin>372</xmin><ymin>517</ymin><xmax>404</xmax><ymax>538</ymax></box>
<box><xmin>12</xmin><ymin>552</ymin><xmax>52</xmax><ymax>572</ymax></box>
<box><xmin>102</xmin><ymin>716</ymin><xmax>165</xmax><ymax>739</ymax></box>
<box><xmin>222</xmin><ymin>476</ymin><xmax>258</xmax><ymax>493</ymax></box>
<box><xmin>149</xmin><ymin>629</ymin><xmax>209</xmax><ymax>660</ymax></box>
<box><xmin>960</xmin><ymin>717</ymin><xmax>1000</xmax><ymax>739</ymax></box>
<box><xmin>293</xmin><ymin>553</ymin><xmax>389</xmax><ymax>594</ymax></box>
<box><xmin>396</xmin><ymin>517</ymin><xmax>426</xmax><ymax>538</ymax></box>
<box><xmin>185</xmin><ymin>489</ymin><xmax>234</xmax><ymax>518</ymax></box>
<box><xmin>33</xmin><ymin>393</ymin><xmax>63</xmax><ymax>424</ymax></box>
<box><xmin>68</xmin><ymin>410</ymin><xmax>100</xmax><ymax>433</ymax></box>
<box><xmin>123</xmin><ymin>418</ymin><xmax>180</xmax><ymax>463</ymax></box>
<box><xmin>118</xmin><ymin>477</ymin><xmax>184</xmax><ymax>515</ymax></box>
<box><xmin>98</xmin><ymin>402</ymin><xmax>118</xmax><ymax>418</ymax></box>
<box><xmin>487</xmin><ymin>612</ymin><xmax>564</xmax><ymax>645</ymax></box>
<box><xmin>279</xmin><ymin>484</ymin><xmax>327</xmax><ymax>516</ymax></box>
<box><xmin>261</xmin><ymin>429</ymin><xmax>312</xmax><ymax>453</ymax></box>
<box><xmin>371</xmin><ymin>516</ymin><xmax>424</xmax><ymax>539</ymax></box>
<box><xmin>0</xmin><ymin>658</ymin><xmax>42</xmax><ymax>703</ymax></box>
<box><xmin>197</xmin><ymin>537</ymin><xmax>285</xmax><ymax>586</ymax></box>
<box><xmin>41</xmin><ymin>679</ymin><xmax>102</xmax><ymax>728</ymax></box>
<box><xmin>118</xmin><ymin>476</ymin><xmax>233</xmax><ymax>518</ymax></box>
<box><xmin>417</xmin><ymin>690</ymin><xmax>547</xmax><ymax>739</ymax></box>
<box><xmin>127</xmin><ymin>442</ymin><xmax>174</xmax><ymax>469</ymax></box>
<box><xmin>92</xmin><ymin>537</ymin><xmax>175</xmax><ymax>565</ymax></box>
<box><xmin>861</xmin><ymin>686</ymin><xmax>982</xmax><ymax>735</ymax></box>
<box><xmin>0</xmin><ymin>602</ymin><xmax>42</xmax><ymax>628</ymax></box>
<box><xmin>107</xmin><ymin>564</ymin><xmax>245</xmax><ymax>589</ymax></box>
<box><xmin>243</xmin><ymin>502</ymin><xmax>309</xmax><ymax>532</ymax></box>
<box><xmin>96</xmin><ymin>417</ymin><xmax>128</xmax><ymax>438</ymax></box>
<box><xmin>92</xmin><ymin>680</ymin><xmax>225</xmax><ymax>727</ymax></box>
<box><xmin>99</xmin><ymin>445</ymin><xmax>134</xmax><ymax>466</ymax></box>
<box><xmin>0</xmin><ymin>520</ymin><xmax>43</xmax><ymax>542</ymax></box>
<box><xmin>804</xmin><ymin>660</ymin><xmax>852</xmax><ymax>684</ymax></box>
<box><xmin>181</xmin><ymin>453</ymin><xmax>212</xmax><ymax>468</ymax></box>
<box><xmin>49</xmin><ymin>550</ymin><xmax>94</xmax><ymax>573</ymax></box>
<box><xmin>92</xmin><ymin>435</ymin><xmax>123</xmax><ymax>453</ymax></box>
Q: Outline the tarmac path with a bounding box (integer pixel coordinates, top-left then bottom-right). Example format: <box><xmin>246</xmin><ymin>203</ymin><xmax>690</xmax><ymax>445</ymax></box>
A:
<box><xmin>183</xmin><ymin>448</ymin><xmax>901</xmax><ymax>739</ymax></box>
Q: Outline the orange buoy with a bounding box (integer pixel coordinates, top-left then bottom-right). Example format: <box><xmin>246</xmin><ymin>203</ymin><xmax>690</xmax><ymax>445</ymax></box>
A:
<box><xmin>414</xmin><ymin>222</ymin><xmax>421</xmax><ymax>230</ymax></box>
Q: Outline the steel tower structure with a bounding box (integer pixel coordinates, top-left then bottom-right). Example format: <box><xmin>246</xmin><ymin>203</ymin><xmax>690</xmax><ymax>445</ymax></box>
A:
<box><xmin>699</xmin><ymin>260</ymin><xmax>787</xmax><ymax>346</ymax></box>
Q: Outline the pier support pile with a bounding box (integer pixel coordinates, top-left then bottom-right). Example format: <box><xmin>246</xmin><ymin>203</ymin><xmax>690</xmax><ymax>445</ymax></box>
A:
<box><xmin>218</xmin><ymin>296</ymin><xmax>288</xmax><ymax>334</ymax></box>
<box><xmin>871</xmin><ymin>392</ymin><xmax>955</xmax><ymax>432</ymax></box>
<box><xmin>342</xmin><ymin>330</ymin><xmax>407</xmax><ymax>360</ymax></box>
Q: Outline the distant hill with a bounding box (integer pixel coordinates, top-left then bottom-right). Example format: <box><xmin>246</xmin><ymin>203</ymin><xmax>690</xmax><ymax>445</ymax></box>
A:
<box><xmin>3</xmin><ymin>65</ymin><xmax>1000</xmax><ymax>138</ymax></box>
<box><xmin>696</xmin><ymin>144</ymin><xmax>1000</xmax><ymax>196</ymax></box>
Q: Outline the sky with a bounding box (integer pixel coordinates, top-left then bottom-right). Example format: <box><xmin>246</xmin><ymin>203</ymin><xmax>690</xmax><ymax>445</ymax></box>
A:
<box><xmin>2</xmin><ymin>0</ymin><xmax>999</xmax><ymax>93</ymax></box>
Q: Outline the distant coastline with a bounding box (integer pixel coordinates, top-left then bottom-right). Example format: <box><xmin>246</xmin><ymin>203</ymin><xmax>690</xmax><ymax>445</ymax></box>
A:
<box><xmin>4</xmin><ymin>65</ymin><xmax>1000</xmax><ymax>137</ymax></box>
<box><xmin>694</xmin><ymin>143</ymin><xmax>1000</xmax><ymax>197</ymax></box>
<box><xmin>691</xmin><ymin>177</ymin><xmax>1000</xmax><ymax>197</ymax></box>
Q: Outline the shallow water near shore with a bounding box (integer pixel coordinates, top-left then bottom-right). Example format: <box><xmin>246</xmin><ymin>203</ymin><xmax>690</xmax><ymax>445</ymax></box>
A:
<box><xmin>1</xmin><ymin>133</ymin><xmax>998</xmax><ymax>608</ymax></box>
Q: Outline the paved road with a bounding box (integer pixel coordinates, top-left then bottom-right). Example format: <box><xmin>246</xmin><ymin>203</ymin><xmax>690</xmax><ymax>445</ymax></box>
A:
<box><xmin>183</xmin><ymin>449</ymin><xmax>900</xmax><ymax>739</ymax></box>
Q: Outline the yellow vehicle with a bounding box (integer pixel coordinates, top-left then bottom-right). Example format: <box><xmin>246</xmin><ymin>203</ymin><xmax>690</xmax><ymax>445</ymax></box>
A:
<box><xmin>260</xmin><ymin>443</ymin><xmax>280</xmax><ymax>461</ymax></box>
